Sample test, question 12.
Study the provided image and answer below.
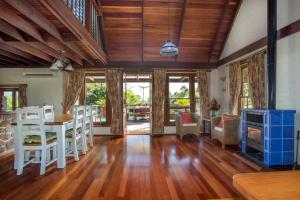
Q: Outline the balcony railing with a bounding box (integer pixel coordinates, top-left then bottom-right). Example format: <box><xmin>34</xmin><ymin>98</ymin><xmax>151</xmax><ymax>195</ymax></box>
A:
<box><xmin>63</xmin><ymin>0</ymin><xmax>102</xmax><ymax>44</ymax></box>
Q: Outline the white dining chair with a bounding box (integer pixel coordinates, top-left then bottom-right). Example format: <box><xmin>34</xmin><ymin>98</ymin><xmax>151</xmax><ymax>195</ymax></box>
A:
<box><xmin>65</xmin><ymin>105</ymin><xmax>86</xmax><ymax>161</ymax></box>
<box><xmin>16</xmin><ymin>107</ymin><xmax>57</xmax><ymax>175</ymax></box>
<box><xmin>43</xmin><ymin>105</ymin><xmax>54</xmax><ymax>122</ymax></box>
<box><xmin>84</xmin><ymin>105</ymin><xmax>94</xmax><ymax>148</ymax></box>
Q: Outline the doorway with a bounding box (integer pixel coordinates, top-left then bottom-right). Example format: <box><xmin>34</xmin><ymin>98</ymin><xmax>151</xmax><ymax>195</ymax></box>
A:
<box><xmin>123</xmin><ymin>73</ymin><xmax>152</xmax><ymax>135</ymax></box>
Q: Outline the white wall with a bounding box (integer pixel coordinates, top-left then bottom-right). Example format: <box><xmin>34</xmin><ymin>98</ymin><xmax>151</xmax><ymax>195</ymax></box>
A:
<box><xmin>0</xmin><ymin>68</ymin><xmax>64</xmax><ymax>114</ymax></box>
<box><xmin>210</xmin><ymin>0</ymin><xmax>300</xmax><ymax>163</ymax></box>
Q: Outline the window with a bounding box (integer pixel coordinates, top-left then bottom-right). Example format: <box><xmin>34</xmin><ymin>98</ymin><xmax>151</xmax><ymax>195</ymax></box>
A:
<box><xmin>240</xmin><ymin>66</ymin><xmax>253</xmax><ymax>109</ymax></box>
<box><xmin>85</xmin><ymin>75</ymin><xmax>109</xmax><ymax>125</ymax></box>
<box><xmin>0</xmin><ymin>88</ymin><xmax>20</xmax><ymax>111</ymax></box>
<box><xmin>168</xmin><ymin>75</ymin><xmax>190</xmax><ymax>123</ymax></box>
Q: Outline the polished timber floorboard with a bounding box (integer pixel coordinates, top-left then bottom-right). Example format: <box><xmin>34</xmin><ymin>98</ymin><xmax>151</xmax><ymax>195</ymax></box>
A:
<box><xmin>0</xmin><ymin>135</ymin><xmax>259</xmax><ymax>200</ymax></box>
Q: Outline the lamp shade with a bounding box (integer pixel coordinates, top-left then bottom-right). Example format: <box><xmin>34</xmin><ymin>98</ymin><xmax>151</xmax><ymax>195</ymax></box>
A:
<box><xmin>50</xmin><ymin>60</ymin><xmax>64</xmax><ymax>71</ymax></box>
<box><xmin>160</xmin><ymin>40</ymin><xmax>179</xmax><ymax>56</ymax></box>
<box><xmin>65</xmin><ymin>63</ymin><xmax>74</xmax><ymax>71</ymax></box>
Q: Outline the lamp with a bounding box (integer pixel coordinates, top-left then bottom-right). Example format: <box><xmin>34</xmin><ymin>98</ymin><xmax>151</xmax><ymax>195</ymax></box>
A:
<box><xmin>50</xmin><ymin>60</ymin><xmax>64</xmax><ymax>71</ymax></box>
<box><xmin>64</xmin><ymin>63</ymin><xmax>74</xmax><ymax>71</ymax></box>
<box><xmin>160</xmin><ymin>0</ymin><xmax>178</xmax><ymax>56</ymax></box>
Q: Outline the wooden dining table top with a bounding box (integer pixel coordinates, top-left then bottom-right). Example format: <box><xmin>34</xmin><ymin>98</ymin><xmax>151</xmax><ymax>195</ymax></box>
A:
<box><xmin>233</xmin><ymin>171</ymin><xmax>300</xmax><ymax>200</ymax></box>
<box><xmin>11</xmin><ymin>114</ymin><xmax>73</xmax><ymax>126</ymax></box>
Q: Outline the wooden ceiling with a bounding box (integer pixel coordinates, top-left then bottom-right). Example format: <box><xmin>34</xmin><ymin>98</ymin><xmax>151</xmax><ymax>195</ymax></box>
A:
<box><xmin>101</xmin><ymin>0</ymin><xmax>241</xmax><ymax>65</ymax></box>
<box><xmin>0</xmin><ymin>0</ymin><xmax>107</xmax><ymax>67</ymax></box>
<box><xmin>0</xmin><ymin>0</ymin><xmax>241</xmax><ymax>69</ymax></box>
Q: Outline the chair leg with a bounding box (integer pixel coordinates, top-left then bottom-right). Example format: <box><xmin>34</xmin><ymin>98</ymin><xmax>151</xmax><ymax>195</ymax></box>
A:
<box><xmin>47</xmin><ymin>149</ymin><xmax>51</xmax><ymax>162</ymax></box>
<box><xmin>40</xmin><ymin>149</ymin><xmax>47</xmax><ymax>175</ymax></box>
<box><xmin>24</xmin><ymin>150</ymin><xmax>30</xmax><ymax>161</ymax></box>
<box><xmin>81</xmin><ymin>135</ymin><xmax>87</xmax><ymax>155</ymax></box>
<box><xmin>89</xmin><ymin>127</ymin><xmax>94</xmax><ymax>147</ymax></box>
<box><xmin>73</xmin><ymin>138</ymin><xmax>79</xmax><ymax>161</ymax></box>
<box><xmin>17</xmin><ymin>148</ymin><xmax>24</xmax><ymax>175</ymax></box>
<box><xmin>53</xmin><ymin>145</ymin><xmax>57</xmax><ymax>159</ymax></box>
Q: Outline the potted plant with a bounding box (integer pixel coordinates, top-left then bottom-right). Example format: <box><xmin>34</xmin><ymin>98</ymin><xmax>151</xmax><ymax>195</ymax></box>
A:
<box><xmin>210</xmin><ymin>98</ymin><xmax>221</xmax><ymax>117</ymax></box>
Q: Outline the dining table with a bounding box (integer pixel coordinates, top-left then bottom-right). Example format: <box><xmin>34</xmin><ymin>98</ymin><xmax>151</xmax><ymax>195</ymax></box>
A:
<box><xmin>11</xmin><ymin>114</ymin><xmax>73</xmax><ymax>169</ymax></box>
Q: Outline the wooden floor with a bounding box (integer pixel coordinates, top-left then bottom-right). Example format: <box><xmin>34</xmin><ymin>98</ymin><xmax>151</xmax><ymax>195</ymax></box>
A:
<box><xmin>0</xmin><ymin>135</ymin><xmax>260</xmax><ymax>200</ymax></box>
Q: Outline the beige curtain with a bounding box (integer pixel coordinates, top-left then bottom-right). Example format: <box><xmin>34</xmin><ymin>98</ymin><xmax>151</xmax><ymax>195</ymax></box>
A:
<box><xmin>152</xmin><ymin>69</ymin><xmax>166</xmax><ymax>135</ymax></box>
<box><xmin>229</xmin><ymin>61</ymin><xmax>242</xmax><ymax>115</ymax></box>
<box><xmin>106</xmin><ymin>69</ymin><xmax>123</xmax><ymax>135</ymax></box>
<box><xmin>196</xmin><ymin>71</ymin><xmax>210</xmax><ymax>118</ymax></box>
<box><xmin>18</xmin><ymin>84</ymin><xmax>27</xmax><ymax>107</ymax></box>
<box><xmin>247</xmin><ymin>52</ymin><xmax>266</xmax><ymax>109</ymax></box>
<box><xmin>63</xmin><ymin>69</ymin><xmax>85</xmax><ymax>114</ymax></box>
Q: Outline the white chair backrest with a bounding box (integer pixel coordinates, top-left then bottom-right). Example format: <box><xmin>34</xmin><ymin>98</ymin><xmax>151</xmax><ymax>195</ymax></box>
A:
<box><xmin>43</xmin><ymin>105</ymin><xmax>54</xmax><ymax>121</ymax></box>
<box><xmin>73</xmin><ymin>105</ymin><xmax>85</xmax><ymax>130</ymax></box>
<box><xmin>85</xmin><ymin>105</ymin><xmax>93</xmax><ymax>124</ymax></box>
<box><xmin>16</xmin><ymin>107</ymin><xmax>46</xmax><ymax>145</ymax></box>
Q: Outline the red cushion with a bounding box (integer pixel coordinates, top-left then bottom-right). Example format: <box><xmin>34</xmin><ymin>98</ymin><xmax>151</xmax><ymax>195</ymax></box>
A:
<box><xmin>180</xmin><ymin>112</ymin><xmax>193</xmax><ymax>123</ymax></box>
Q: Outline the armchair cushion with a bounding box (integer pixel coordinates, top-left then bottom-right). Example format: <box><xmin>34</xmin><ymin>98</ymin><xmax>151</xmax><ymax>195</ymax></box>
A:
<box><xmin>182</xmin><ymin>123</ymin><xmax>197</xmax><ymax>127</ymax></box>
<box><xmin>180</xmin><ymin>112</ymin><xmax>193</xmax><ymax>123</ymax></box>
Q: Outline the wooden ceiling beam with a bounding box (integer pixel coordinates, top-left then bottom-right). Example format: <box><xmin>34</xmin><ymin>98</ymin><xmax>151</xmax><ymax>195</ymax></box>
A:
<box><xmin>141</xmin><ymin>0</ymin><xmax>144</xmax><ymax>62</ymax></box>
<box><xmin>4</xmin><ymin>0</ymin><xmax>63</xmax><ymax>42</ymax></box>
<box><xmin>91</xmin><ymin>61</ymin><xmax>217</xmax><ymax>69</ymax></box>
<box><xmin>46</xmin><ymin>42</ymin><xmax>83</xmax><ymax>65</ymax></box>
<box><xmin>0</xmin><ymin>42</ymin><xmax>45</xmax><ymax>65</ymax></box>
<box><xmin>0</xmin><ymin>20</ymin><xmax>25</xmax><ymax>42</ymax></box>
<box><xmin>3</xmin><ymin>0</ymin><xmax>94</xmax><ymax>65</ymax></box>
<box><xmin>0</xmin><ymin>4</ymin><xmax>44</xmax><ymax>42</ymax></box>
<box><xmin>208</xmin><ymin>0</ymin><xmax>229</xmax><ymax>62</ymax></box>
<box><xmin>0</xmin><ymin>56</ymin><xmax>20</xmax><ymax>65</ymax></box>
<box><xmin>175</xmin><ymin>0</ymin><xmax>187</xmax><ymax>61</ymax></box>
<box><xmin>39</xmin><ymin>0</ymin><xmax>107</xmax><ymax>64</ymax></box>
<box><xmin>3</xmin><ymin>41</ymin><xmax>53</xmax><ymax>62</ymax></box>
<box><xmin>0</xmin><ymin>49</ymin><xmax>32</xmax><ymax>65</ymax></box>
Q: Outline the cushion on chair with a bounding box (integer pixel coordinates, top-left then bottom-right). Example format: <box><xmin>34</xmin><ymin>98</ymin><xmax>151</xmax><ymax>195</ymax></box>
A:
<box><xmin>180</xmin><ymin>112</ymin><xmax>193</xmax><ymax>123</ymax></box>
<box><xmin>65</xmin><ymin>127</ymin><xmax>82</xmax><ymax>138</ymax></box>
<box><xmin>23</xmin><ymin>132</ymin><xmax>57</xmax><ymax>145</ymax></box>
<box><xmin>182</xmin><ymin>123</ymin><xmax>197</xmax><ymax>127</ymax></box>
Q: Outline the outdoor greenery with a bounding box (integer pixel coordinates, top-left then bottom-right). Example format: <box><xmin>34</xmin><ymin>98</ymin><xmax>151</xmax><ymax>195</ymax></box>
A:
<box><xmin>85</xmin><ymin>83</ymin><xmax>106</xmax><ymax>106</ymax></box>
<box><xmin>4</xmin><ymin>96</ymin><xmax>13</xmax><ymax>111</ymax></box>
<box><xmin>169</xmin><ymin>85</ymin><xmax>190</xmax><ymax>107</ymax></box>
<box><xmin>86</xmin><ymin>83</ymin><xmax>146</xmax><ymax>106</ymax></box>
<box><xmin>125</xmin><ymin>90</ymin><xmax>143</xmax><ymax>105</ymax></box>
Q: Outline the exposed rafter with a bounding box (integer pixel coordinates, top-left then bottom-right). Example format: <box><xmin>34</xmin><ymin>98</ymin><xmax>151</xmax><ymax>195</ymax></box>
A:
<box><xmin>0</xmin><ymin>20</ymin><xmax>25</xmax><ymax>42</ymax></box>
<box><xmin>39</xmin><ymin>0</ymin><xmax>107</xmax><ymax>64</ymax></box>
<box><xmin>175</xmin><ymin>0</ymin><xmax>187</xmax><ymax>61</ymax></box>
<box><xmin>208</xmin><ymin>0</ymin><xmax>229</xmax><ymax>62</ymax></box>
<box><xmin>0</xmin><ymin>4</ymin><xmax>44</xmax><ymax>42</ymax></box>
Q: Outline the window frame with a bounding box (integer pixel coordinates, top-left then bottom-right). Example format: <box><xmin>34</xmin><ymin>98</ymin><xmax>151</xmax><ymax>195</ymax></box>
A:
<box><xmin>239</xmin><ymin>64</ymin><xmax>253</xmax><ymax>112</ymax></box>
<box><xmin>165</xmin><ymin>73</ymin><xmax>197</xmax><ymax>126</ymax></box>
<box><xmin>0</xmin><ymin>87</ymin><xmax>20</xmax><ymax>112</ymax></box>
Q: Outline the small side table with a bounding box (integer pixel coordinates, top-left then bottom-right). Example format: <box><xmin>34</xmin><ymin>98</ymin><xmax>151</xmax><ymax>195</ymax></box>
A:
<box><xmin>202</xmin><ymin>118</ymin><xmax>211</xmax><ymax>137</ymax></box>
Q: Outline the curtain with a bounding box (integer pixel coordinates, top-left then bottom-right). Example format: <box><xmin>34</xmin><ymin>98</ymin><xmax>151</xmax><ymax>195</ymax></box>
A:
<box><xmin>106</xmin><ymin>69</ymin><xmax>123</xmax><ymax>135</ymax></box>
<box><xmin>196</xmin><ymin>71</ymin><xmax>210</xmax><ymax>118</ymax></box>
<box><xmin>63</xmin><ymin>69</ymin><xmax>85</xmax><ymax>114</ymax></box>
<box><xmin>229</xmin><ymin>61</ymin><xmax>242</xmax><ymax>115</ymax></box>
<box><xmin>18</xmin><ymin>84</ymin><xmax>27</xmax><ymax>107</ymax></box>
<box><xmin>247</xmin><ymin>52</ymin><xmax>266</xmax><ymax>109</ymax></box>
<box><xmin>152</xmin><ymin>69</ymin><xmax>166</xmax><ymax>135</ymax></box>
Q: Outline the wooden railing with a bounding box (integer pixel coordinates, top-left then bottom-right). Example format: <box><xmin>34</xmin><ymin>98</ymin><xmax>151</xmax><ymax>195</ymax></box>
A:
<box><xmin>63</xmin><ymin>0</ymin><xmax>102</xmax><ymax>45</ymax></box>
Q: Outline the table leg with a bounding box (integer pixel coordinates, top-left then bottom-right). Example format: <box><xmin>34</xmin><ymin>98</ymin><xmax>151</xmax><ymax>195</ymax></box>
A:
<box><xmin>12</xmin><ymin>126</ymin><xmax>18</xmax><ymax>170</ymax></box>
<box><xmin>56</xmin><ymin>125</ymin><xmax>66</xmax><ymax>168</ymax></box>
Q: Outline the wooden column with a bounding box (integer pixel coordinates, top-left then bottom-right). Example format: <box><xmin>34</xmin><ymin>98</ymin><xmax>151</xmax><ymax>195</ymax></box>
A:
<box><xmin>267</xmin><ymin>0</ymin><xmax>277</xmax><ymax>109</ymax></box>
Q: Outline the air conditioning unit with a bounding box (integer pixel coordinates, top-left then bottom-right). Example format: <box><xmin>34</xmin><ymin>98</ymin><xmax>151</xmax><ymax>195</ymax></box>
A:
<box><xmin>23</xmin><ymin>72</ymin><xmax>56</xmax><ymax>78</ymax></box>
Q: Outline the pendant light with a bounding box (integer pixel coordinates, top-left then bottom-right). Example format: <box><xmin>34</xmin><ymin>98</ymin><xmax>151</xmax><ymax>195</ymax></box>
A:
<box><xmin>160</xmin><ymin>0</ymin><xmax>179</xmax><ymax>56</ymax></box>
<box><xmin>49</xmin><ymin>51</ymin><xmax>73</xmax><ymax>71</ymax></box>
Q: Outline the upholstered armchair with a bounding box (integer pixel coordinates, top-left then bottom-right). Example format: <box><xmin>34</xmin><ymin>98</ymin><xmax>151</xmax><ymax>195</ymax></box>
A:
<box><xmin>211</xmin><ymin>114</ymin><xmax>240</xmax><ymax>149</ymax></box>
<box><xmin>176</xmin><ymin>112</ymin><xmax>201</xmax><ymax>139</ymax></box>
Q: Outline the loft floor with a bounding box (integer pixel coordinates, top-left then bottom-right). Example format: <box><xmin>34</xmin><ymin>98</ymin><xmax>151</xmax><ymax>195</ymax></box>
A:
<box><xmin>0</xmin><ymin>135</ymin><xmax>259</xmax><ymax>200</ymax></box>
